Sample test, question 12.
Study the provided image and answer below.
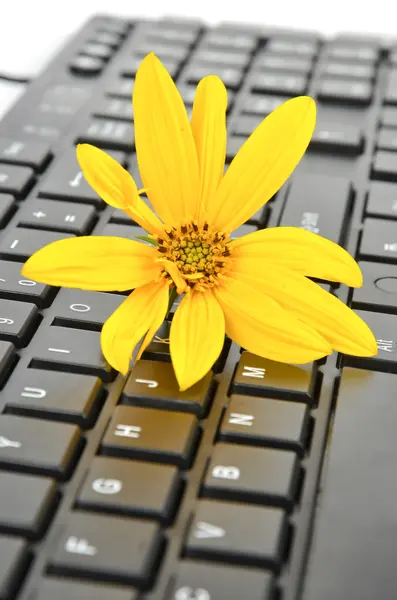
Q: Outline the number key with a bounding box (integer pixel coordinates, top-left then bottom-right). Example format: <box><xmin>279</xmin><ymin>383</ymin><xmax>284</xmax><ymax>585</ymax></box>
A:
<box><xmin>0</xmin><ymin>260</ymin><xmax>55</xmax><ymax>307</ymax></box>
<box><xmin>0</xmin><ymin>299</ymin><xmax>37</xmax><ymax>346</ymax></box>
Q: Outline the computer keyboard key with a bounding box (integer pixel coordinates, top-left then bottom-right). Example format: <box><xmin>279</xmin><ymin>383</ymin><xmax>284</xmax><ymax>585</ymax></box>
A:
<box><xmin>380</xmin><ymin>106</ymin><xmax>397</xmax><ymax>127</ymax></box>
<box><xmin>77</xmin><ymin>456</ymin><xmax>180</xmax><ymax>522</ymax></box>
<box><xmin>359</xmin><ymin>218</ymin><xmax>397</xmax><ymax>263</ymax></box>
<box><xmin>279</xmin><ymin>174</ymin><xmax>352</xmax><ymax>244</ymax></box>
<box><xmin>384</xmin><ymin>70</ymin><xmax>397</xmax><ymax>104</ymax></box>
<box><xmin>29</xmin><ymin>327</ymin><xmax>114</xmax><ymax>381</ymax></box>
<box><xmin>257</xmin><ymin>54</ymin><xmax>312</xmax><ymax>73</ymax></box>
<box><xmin>52</xmin><ymin>290</ymin><xmax>123</xmax><ymax>331</ymax></box>
<box><xmin>146</xmin><ymin>25</ymin><xmax>198</xmax><ymax>45</ymax></box>
<box><xmin>0</xmin><ymin>138</ymin><xmax>51</xmax><ymax>171</ymax></box>
<box><xmin>267</xmin><ymin>38</ymin><xmax>317</xmax><ymax>56</ymax></box>
<box><xmin>202</xmin><ymin>443</ymin><xmax>299</xmax><ymax>509</ymax></box>
<box><xmin>0</xmin><ymin>260</ymin><xmax>53</xmax><ymax>307</ymax></box>
<box><xmin>17</xmin><ymin>199</ymin><xmax>96</xmax><ymax>234</ymax></box>
<box><xmin>311</xmin><ymin>122</ymin><xmax>363</xmax><ymax>154</ymax></box>
<box><xmin>141</xmin><ymin>321</ymin><xmax>171</xmax><ymax>361</ymax></box>
<box><xmin>321</xmin><ymin>62</ymin><xmax>374</xmax><ymax>79</ymax></box>
<box><xmin>220</xmin><ymin>395</ymin><xmax>310</xmax><ymax>454</ymax></box>
<box><xmin>195</xmin><ymin>49</ymin><xmax>251</xmax><ymax>68</ymax></box>
<box><xmin>343</xmin><ymin>311</ymin><xmax>397</xmax><ymax>372</ymax></box>
<box><xmin>352</xmin><ymin>262</ymin><xmax>397</xmax><ymax>314</ymax></box>
<box><xmin>185</xmin><ymin>64</ymin><xmax>243</xmax><ymax>89</ymax></box>
<box><xmin>0</xmin><ymin>341</ymin><xmax>15</xmax><ymax>384</ymax></box>
<box><xmin>204</xmin><ymin>31</ymin><xmax>257</xmax><ymax>52</ymax></box>
<box><xmin>0</xmin><ymin>228</ymin><xmax>74</xmax><ymax>262</ymax></box>
<box><xmin>101</xmin><ymin>405</ymin><xmax>198</xmax><ymax>467</ymax></box>
<box><xmin>39</xmin><ymin>152</ymin><xmax>102</xmax><ymax>206</ymax></box>
<box><xmin>366</xmin><ymin>181</ymin><xmax>397</xmax><ymax>219</ymax></box>
<box><xmin>372</xmin><ymin>150</ymin><xmax>397</xmax><ymax>181</ymax></box>
<box><xmin>0</xmin><ymin>536</ymin><xmax>29</xmax><ymax>600</ymax></box>
<box><xmin>0</xmin><ymin>299</ymin><xmax>37</xmax><ymax>346</ymax></box>
<box><xmin>135</xmin><ymin>41</ymin><xmax>187</xmax><ymax>60</ymax></box>
<box><xmin>4</xmin><ymin>369</ymin><xmax>102</xmax><ymax>427</ymax></box>
<box><xmin>77</xmin><ymin>119</ymin><xmax>134</xmax><ymax>152</ymax></box>
<box><xmin>123</xmin><ymin>360</ymin><xmax>214</xmax><ymax>417</ymax></box>
<box><xmin>121</xmin><ymin>56</ymin><xmax>180</xmax><ymax>78</ymax></box>
<box><xmin>169</xmin><ymin>562</ymin><xmax>274</xmax><ymax>600</ymax></box>
<box><xmin>377</xmin><ymin>127</ymin><xmax>397</xmax><ymax>151</ymax></box>
<box><xmin>185</xmin><ymin>500</ymin><xmax>287</xmax><ymax>569</ymax></box>
<box><xmin>232</xmin><ymin>115</ymin><xmax>263</xmax><ymax>137</ymax></box>
<box><xmin>241</xmin><ymin>94</ymin><xmax>288</xmax><ymax>116</ymax></box>
<box><xmin>0</xmin><ymin>415</ymin><xmax>81</xmax><ymax>478</ymax></box>
<box><xmin>226</xmin><ymin>136</ymin><xmax>247</xmax><ymax>161</ymax></box>
<box><xmin>0</xmin><ymin>194</ymin><xmax>14</xmax><ymax>227</ymax></box>
<box><xmin>106</xmin><ymin>77</ymin><xmax>134</xmax><ymax>99</ymax></box>
<box><xmin>232</xmin><ymin>352</ymin><xmax>316</xmax><ymax>404</ymax></box>
<box><xmin>232</xmin><ymin>224</ymin><xmax>257</xmax><ymax>238</ymax></box>
<box><xmin>326</xmin><ymin>43</ymin><xmax>378</xmax><ymax>62</ymax></box>
<box><xmin>0</xmin><ymin>472</ymin><xmax>56</xmax><ymax>538</ymax></box>
<box><xmin>69</xmin><ymin>55</ymin><xmax>105</xmax><ymax>76</ymax></box>
<box><xmin>80</xmin><ymin>43</ymin><xmax>113</xmax><ymax>60</ymax></box>
<box><xmin>0</xmin><ymin>164</ymin><xmax>34</xmax><ymax>197</ymax></box>
<box><xmin>99</xmin><ymin>223</ymin><xmax>146</xmax><ymax>238</ymax></box>
<box><xmin>92</xmin><ymin>31</ymin><xmax>124</xmax><ymax>47</ymax></box>
<box><xmin>35</xmin><ymin>579</ymin><xmax>137</xmax><ymax>600</ymax></box>
<box><xmin>317</xmin><ymin>79</ymin><xmax>372</xmax><ymax>104</ymax></box>
<box><xmin>93</xmin><ymin>98</ymin><xmax>133</xmax><ymax>121</ymax></box>
<box><xmin>49</xmin><ymin>512</ymin><xmax>162</xmax><ymax>586</ymax></box>
<box><xmin>251</xmin><ymin>73</ymin><xmax>307</xmax><ymax>96</ymax></box>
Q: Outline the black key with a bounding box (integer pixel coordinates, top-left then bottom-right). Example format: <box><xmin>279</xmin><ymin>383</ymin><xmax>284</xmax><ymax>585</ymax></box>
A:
<box><xmin>247</xmin><ymin>206</ymin><xmax>267</xmax><ymax>226</ymax></box>
<box><xmin>232</xmin><ymin>115</ymin><xmax>263</xmax><ymax>137</ymax></box>
<box><xmin>109</xmin><ymin>208</ymin><xmax>138</xmax><ymax>225</ymax></box>
<box><xmin>101</xmin><ymin>405</ymin><xmax>198</xmax><ymax>467</ymax></box>
<box><xmin>326</xmin><ymin>43</ymin><xmax>378</xmax><ymax>62</ymax></box>
<box><xmin>121</xmin><ymin>56</ymin><xmax>180</xmax><ymax>78</ymax></box>
<box><xmin>51</xmin><ymin>290</ymin><xmax>123</xmax><ymax>331</ymax></box>
<box><xmin>372</xmin><ymin>150</ymin><xmax>397</xmax><ymax>181</ymax></box>
<box><xmin>280</xmin><ymin>173</ymin><xmax>352</xmax><ymax>244</ymax></box>
<box><xmin>39</xmin><ymin>151</ymin><xmax>102</xmax><ymax>206</ymax></box>
<box><xmin>242</xmin><ymin>93</ymin><xmax>289</xmax><ymax>115</ymax></box>
<box><xmin>185</xmin><ymin>64</ymin><xmax>243</xmax><ymax>89</ymax></box>
<box><xmin>366</xmin><ymin>181</ymin><xmax>397</xmax><ymax>219</ymax></box>
<box><xmin>30</xmin><ymin>326</ymin><xmax>113</xmax><ymax>381</ymax></box>
<box><xmin>304</xmin><ymin>369</ymin><xmax>397</xmax><ymax>600</ymax></box>
<box><xmin>146</xmin><ymin>25</ymin><xmax>197</xmax><ymax>44</ymax></box>
<box><xmin>202</xmin><ymin>443</ymin><xmax>299</xmax><ymax>509</ymax></box>
<box><xmin>0</xmin><ymin>260</ymin><xmax>53</xmax><ymax>307</ymax></box>
<box><xmin>0</xmin><ymin>536</ymin><xmax>28</xmax><ymax>600</ymax></box>
<box><xmin>384</xmin><ymin>69</ymin><xmax>397</xmax><ymax>105</ymax></box>
<box><xmin>220</xmin><ymin>395</ymin><xmax>310</xmax><ymax>454</ymax></box>
<box><xmin>0</xmin><ymin>341</ymin><xmax>15</xmax><ymax>385</ymax></box>
<box><xmin>267</xmin><ymin>37</ymin><xmax>317</xmax><ymax>56</ymax></box>
<box><xmin>17</xmin><ymin>199</ymin><xmax>96</xmax><ymax>234</ymax></box>
<box><xmin>321</xmin><ymin>62</ymin><xmax>374</xmax><ymax>79</ymax></box>
<box><xmin>122</xmin><ymin>360</ymin><xmax>215</xmax><ymax>417</ymax></box>
<box><xmin>106</xmin><ymin>77</ymin><xmax>134</xmax><ymax>99</ymax></box>
<box><xmin>232</xmin><ymin>352</ymin><xmax>316</xmax><ymax>404</ymax></box>
<box><xmin>0</xmin><ymin>299</ymin><xmax>37</xmax><ymax>346</ymax></box>
<box><xmin>100</xmin><ymin>223</ymin><xmax>145</xmax><ymax>238</ymax></box>
<box><xmin>0</xmin><ymin>414</ymin><xmax>80</xmax><ymax>478</ymax></box>
<box><xmin>0</xmin><ymin>138</ymin><xmax>51</xmax><ymax>171</ymax></box>
<box><xmin>195</xmin><ymin>49</ymin><xmax>250</xmax><ymax>67</ymax></box>
<box><xmin>4</xmin><ymin>369</ymin><xmax>102</xmax><ymax>427</ymax></box>
<box><xmin>36</xmin><ymin>579</ymin><xmax>137</xmax><ymax>600</ymax></box>
<box><xmin>80</xmin><ymin>43</ymin><xmax>113</xmax><ymax>60</ymax></box>
<box><xmin>77</xmin><ymin>119</ymin><xmax>134</xmax><ymax>152</ymax></box>
<box><xmin>0</xmin><ymin>228</ymin><xmax>74</xmax><ymax>262</ymax></box>
<box><xmin>185</xmin><ymin>500</ymin><xmax>287</xmax><ymax>569</ymax></box>
<box><xmin>141</xmin><ymin>321</ymin><xmax>172</xmax><ymax>361</ymax></box>
<box><xmin>93</xmin><ymin>97</ymin><xmax>133</xmax><ymax>121</ymax></box>
<box><xmin>226</xmin><ymin>135</ymin><xmax>247</xmax><ymax>161</ymax></box>
<box><xmin>0</xmin><ymin>164</ymin><xmax>34</xmax><ymax>197</ymax></box>
<box><xmin>317</xmin><ymin>79</ymin><xmax>372</xmax><ymax>104</ymax></box>
<box><xmin>0</xmin><ymin>472</ymin><xmax>56</xmax><ymax>538</ymax></box>
<box><xmin>344</xmin><ymin>310</ymin><xmax>397</xmax><ymax>372</ymax></box>
<box><xmin>231</xmin><ymin>224</ymin><xmax>257</xmax><ymax>238</ymax></box>
<box><xmin>69</xmin><ymin>55</ymin><xmax>104</xmax><ymax>75</ymax></box>
<box><xmin>257</xmin><ymin>54</ymin><xmax>312</xmax><ymax>73</ymax></box>
<box><xmin>169</xmin><ymin>562</ymin><xmax>274</xmax><ymax>600</ymax></box>
<box><xmin>381</xmin><ymin>106</ymin><xmax>397</xmax><ymax>127</ymax></box>
<box><xmin>359</xmin><ymin>218</ymin><xmax>397</xmax><ymax>263</ymax></box>
<box><xmin>251</xmin><ymin>72</ymin><xmax>307</xmax><ymax>95</ymax></box>
<box><xmin>204</xmin><ymin>31</ymin><xmax>257</xmax><ymax>51</ymax></box>
<box><xmin>0</xmin><ymin>194</ymin><xmax>15</xmax><ymax>227</ymax></box>
<box><xmin>134</xmin><ymin>41</ymin><xmax>186</xmax><ymax>60</ymax></box>
<box><xmin>77</xmin><ymin>456</ymin><xmax>180</xmax><ymax>522</ymax></box>
<box><xmin>49</xmin><ymin>512</ymin><xmax>162</xmax><ymax>586</ymax></box>
<box><xmin>352</xmin><ymin>261</ymin><xmax>397</xmax><ymax>314</ymax></box>
<box><xmin>377</xmin><ymin>127</ymin><xmax>397</xmax><ymax>151</ymax></box>
<box><xmin>310</xmin><ymin>122</ymin><xmax>363</xmax><ymax>155</ymax></box>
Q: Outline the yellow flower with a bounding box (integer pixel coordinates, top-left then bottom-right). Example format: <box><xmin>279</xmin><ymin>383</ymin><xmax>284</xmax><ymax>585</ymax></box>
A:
<box><xmin>21</xmin><ymin>53</ymin><xmax>377</xmax><ymax>391</ymax></box>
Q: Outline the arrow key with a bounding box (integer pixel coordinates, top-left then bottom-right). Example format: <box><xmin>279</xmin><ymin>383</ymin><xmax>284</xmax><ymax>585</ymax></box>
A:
<box><xmin>17</xmin><ymin>199</ymin><xmax>96</xmax><ymax>234</ymax></box>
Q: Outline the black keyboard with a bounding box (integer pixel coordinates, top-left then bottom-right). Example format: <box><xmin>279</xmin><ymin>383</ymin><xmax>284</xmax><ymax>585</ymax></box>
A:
<box><xmin>0</xmin><ymin>13</ymin><xmax>396</xmax><ymax>600</ymax></box>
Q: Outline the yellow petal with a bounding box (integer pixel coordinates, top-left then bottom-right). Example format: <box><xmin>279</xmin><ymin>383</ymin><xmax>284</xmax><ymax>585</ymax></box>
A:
<box><xmin>76</xmin><ymin>144</ymin><xmax>163</xmax><ymax>235</ymax></box>
<box><xmin>133</xmin><ymin>53</ymin><xmax>200</xmax><ymax>225</ymax></box>
<box><xmin>160</xmin><ymin>260</ymin><xmax>187</xmax><ymax>294</ymax></box>
<box><xmin>191</xmin><ymin>75</ymin><xmax>227</xmax><ymax>223</ymax></box>
<box><xmin>21</xmin><ymin>236</ymin><xmax>161</xmax><ymax>291</ymax></box>
<box><xmin>230</xmin><ymin>226</ymin><xmax>363</xmax><ymax>287</ymax></box>
<box><xmin>101</xmin><ymin>280</ymin><xmax>169</xmax><ymax>375</ymax></box>
<box><xmin>214</xmin><ymin>277</ymin><xmax>331</xmax><ymax>363</ymax></box>
<box><xmin>233</xmin><ymin>267</ymin><xmax>377</xmax><ymax>357</ymax></box>
<box><xmin>170</xmin><ymin>290</ymin><xmax>225</xmax><ymax>390</ymax></box>
<box><xmin>209</xmin><ymin>96</ymin><xmax>316</xmax><ymax>233</ymax></box>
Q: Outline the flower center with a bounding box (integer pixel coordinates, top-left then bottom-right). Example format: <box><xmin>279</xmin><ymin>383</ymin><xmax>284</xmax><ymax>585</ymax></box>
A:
<box><xmin>156</xmin><ymin>222</ymin><xmax>231</xmax><ymax>290</ymax></box>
